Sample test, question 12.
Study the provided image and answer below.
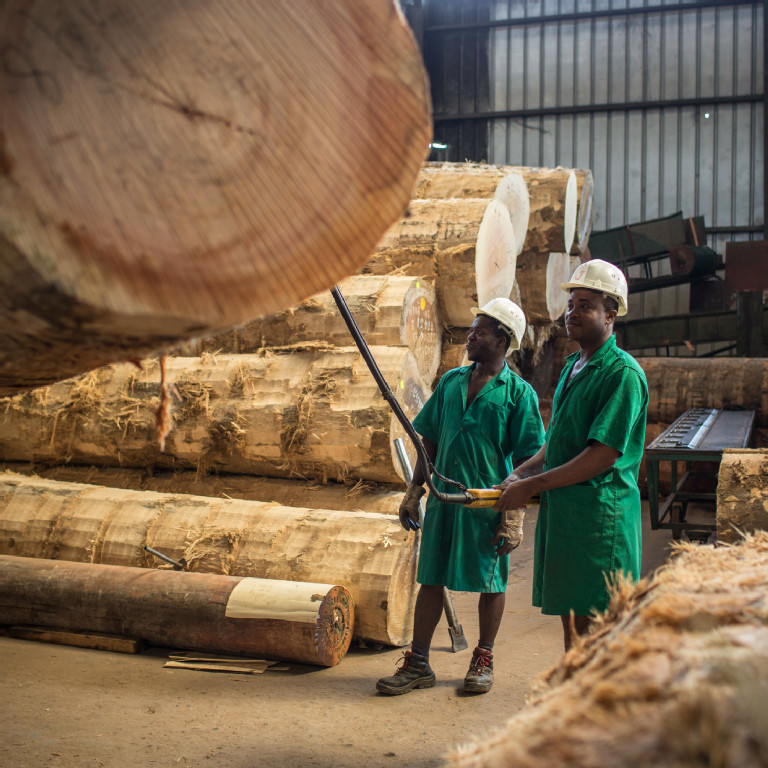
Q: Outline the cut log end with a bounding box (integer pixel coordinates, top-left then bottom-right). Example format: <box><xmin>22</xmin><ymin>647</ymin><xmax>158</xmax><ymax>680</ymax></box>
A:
<box><xmin>314</xmin><ymin>585</ymin><xmax>355</xmax><ymax>666</ymax></box>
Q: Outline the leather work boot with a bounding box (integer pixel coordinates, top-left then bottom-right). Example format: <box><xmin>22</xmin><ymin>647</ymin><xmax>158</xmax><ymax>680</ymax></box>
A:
<box><xmin>463</xmin><ymin>647</ymin><xmax>493</xmax><ymax>693</ymax></box>
<box><xmin>376</xmin><ymin>650</ymin><xmax>436</xmax><ymax>695</ymax></box>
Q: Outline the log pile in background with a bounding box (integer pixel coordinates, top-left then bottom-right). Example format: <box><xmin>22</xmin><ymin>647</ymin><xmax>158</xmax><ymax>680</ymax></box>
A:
<box><xmin>0</xmin><ymin>0</ymin><xmax>430</xmax><ymax>395</ymax></box>
<box><xmin>0</xmin><ymin>473</ymin><xmax>417</xmax><ymax>646</ymax></box>
<box><xmin>636</xmin><ymin>358</ymin><xmax>768</xmax><ymax>496</ymax></box>
<box><xmin>716</xmin><ymin>449</ymin><xmax>768</xmax><ymax>544</ymax></box>
<box><xmin>0</xmin><ymin>555</ymin><xmax>354</xmax><ymax>666</ymax></box>
<box><xmin>385</xmin><ymin>162</ymin><xmax>592</xmax><ymax>390</ymax></box>
<box><xmin>451</xmin><ymin>532</ymin><xmax>768</xmax><ymax>768</ymax></box>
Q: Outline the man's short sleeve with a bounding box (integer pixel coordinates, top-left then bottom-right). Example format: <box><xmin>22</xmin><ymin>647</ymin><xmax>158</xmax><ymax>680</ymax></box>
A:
<box><xmin>588</xmin><ymin>367</ymin><xmax>648</xmax><ymax>455</ymax></box>
<box><xmin>411</xmin><ymin>376</ymin><xmax>445</xmax><ymax>444</ymax></box>
<box><xmin>508</xmin><ymin>384</ymin><xmax>545</xmax><ymax>460</ymax></box>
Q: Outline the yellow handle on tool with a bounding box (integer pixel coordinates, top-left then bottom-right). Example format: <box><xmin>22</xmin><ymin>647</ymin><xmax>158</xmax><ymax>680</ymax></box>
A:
<box><xmin>463</xmin><ymin>488</ymin><xmax>502</xmax><ymax>508</ymax></box>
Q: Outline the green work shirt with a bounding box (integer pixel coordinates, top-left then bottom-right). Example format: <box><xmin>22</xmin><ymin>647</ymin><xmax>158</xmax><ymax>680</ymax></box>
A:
<box><xmin>413</xmin><ymin>363</ymin><xmax>545</xmax><ymax>592</ymax></box>
<box><xmin>533</xmin><ymin>334</ymin><xmax>648</xmax><ymax>615</ymax></box>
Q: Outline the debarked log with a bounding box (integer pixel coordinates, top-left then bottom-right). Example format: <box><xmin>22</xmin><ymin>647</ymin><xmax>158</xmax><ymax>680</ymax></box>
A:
<box><xmin>0</xmin><ymin>555</ymin><xmax>354</xmax><ymax>666</ymax></box>
<box><xmin>0</xmin><ymin>473</ymin><xmax>419</xmax><ymax>646</ymax></box>
<box><xmin>0</xmin><ymin>463</ymin><xmax>404</xmax><ymax>515</ymax></box>
<box><xmin>194</xmin><ymin>275</ymin><xmax>442</xmax><ymax>385</ymax></box>
<box><xmin>0</xmin><ymin>348</ymin><xmax>431</xmax><ymax>485</ymax></box>
<box><xmin>0</xmin><ymin>0</ymin><xmax>430</xmax><ymax>395</ymax></box>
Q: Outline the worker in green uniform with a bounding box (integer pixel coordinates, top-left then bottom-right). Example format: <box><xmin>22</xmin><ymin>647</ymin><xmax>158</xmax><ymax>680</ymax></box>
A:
<box><xmin>494</xmin><ymin>259</ymin><xmax>648</xmax><ymax>651</ymax></box>
<box><xmin>376</xmin><ymin>298</ymin><xmax>545</xmax><ymax>695</ymax></box>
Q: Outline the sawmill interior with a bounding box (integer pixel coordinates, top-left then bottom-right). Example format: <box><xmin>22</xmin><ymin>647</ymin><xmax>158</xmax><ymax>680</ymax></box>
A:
<box><xmin>1</xmin><ymin>1</ymin><xmax>767</xmax><ymax>767</ymax></box>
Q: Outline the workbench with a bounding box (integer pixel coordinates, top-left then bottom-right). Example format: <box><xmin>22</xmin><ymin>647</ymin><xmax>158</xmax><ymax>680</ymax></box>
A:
<box><xmin>645</xmin><ymin>407</ymin><xmax>756</xmax><ymax>541</ymax></box>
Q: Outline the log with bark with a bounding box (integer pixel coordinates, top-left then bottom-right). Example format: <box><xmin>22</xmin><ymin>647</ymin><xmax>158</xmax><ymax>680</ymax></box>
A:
<box><xmin>0</xmin><ymin>348</ymin><xmax>431</xmax><ymax>485</ymax></box>
<box><xmin>637</xmin><ymin>358</ymin><xmax>768</xmax><ymax>427</ymax></box>
<box><xmin>193</xmin><ymin>275</ymin><xmax>442</xmax><ymax>385</ymax></box>
<box><xmin>0</xmin><ymin>0</ymin><xmax>430</xmax><ymax>395</ymax></box>
<box><xmin>0</xmin><ymin>463</ymin><xmax>404</xmax><ymax>515</ymax></box>
<box><xmin>0</xmin><ymin>473</ymin><xmax>419</xmax><ymax>646</ymax></box>
<box><xmin>716</xmin><ymin>449</ymin><xmax>768</xmax><ymax>544</ymax></box>
<box><xmin>0</xmin><ymin>555</ymin><xmax>354</xmax><ymax>666</ymax></box>
<box><xmin>451</xmin><ymin>532</ymin><xmax>768</xmax><ymax>768</ymax></box>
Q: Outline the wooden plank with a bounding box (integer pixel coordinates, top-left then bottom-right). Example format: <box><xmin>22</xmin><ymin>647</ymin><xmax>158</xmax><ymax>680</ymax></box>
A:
<box><xmin>0</xmin><ymin>625</ymin><xmax>144</xmax><ymax>654</ymax></box>
<box><xmin>163</xmin><ymin>661</ymin><xmax>264</xmax><ymax>674</ymax></box>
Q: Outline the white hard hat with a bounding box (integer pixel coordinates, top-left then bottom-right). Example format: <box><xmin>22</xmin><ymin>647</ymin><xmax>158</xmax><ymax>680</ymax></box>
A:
<box><xmin>470</xmin><ymin>297</ymin><xmax>526</xmax><ymax>352</ymax></box>
<box><xmin>560</xmin><ymin>259</ymin><xmax>628</xmax><ymax>316</ymax></box>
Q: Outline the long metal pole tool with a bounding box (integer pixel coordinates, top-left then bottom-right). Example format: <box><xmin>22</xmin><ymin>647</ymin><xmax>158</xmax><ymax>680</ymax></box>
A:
<box><xmin>394</xmin><ymin>438</ymin><xmax>468</xmax><ymax>652</ymax></box>
<box><xmin>330</xmin><ymin>285</ymin><xmax>500</xmax><ymax>508</ymax></box>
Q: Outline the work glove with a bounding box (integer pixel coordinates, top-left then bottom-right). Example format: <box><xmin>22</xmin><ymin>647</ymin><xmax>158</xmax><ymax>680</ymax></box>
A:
<box><xmin>492</xmin><ymin>508</ymin><xmax>525</xmax><ymax>555</ymax></box>
<box><xmin>398</xmin><ymin>482</ymin><xmax>425</xmax><ymax>531</ymax></box>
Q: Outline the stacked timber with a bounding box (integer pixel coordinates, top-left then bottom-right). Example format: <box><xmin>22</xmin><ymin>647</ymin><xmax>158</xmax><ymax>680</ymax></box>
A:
<box><xmin>0</xmin><ymin>0</ymin><xmax>430</xmax><ymax>395</ymax></box>
<box><xmin>716</xmin><ymin>449</ymin><xmax>768</xmax><ymax>544</ymax></box>
<box><xmin>374</xmin><ymin>162</ymin><xmax>592</xmax><ymax>389</ymax></box>
<box><xmin>0</xmin><ymin>473</ymin><xmax>418</xmax><ymax>646</ymax></box>
<box><xmin>451</xmin><ymin>532</ymin><xmax>768</xmax><ymax>768</ymax></box>
<box><xmin>0</xmin><ymin>555</ymin><xmax>354</xmax><ymax>666</ymax></box>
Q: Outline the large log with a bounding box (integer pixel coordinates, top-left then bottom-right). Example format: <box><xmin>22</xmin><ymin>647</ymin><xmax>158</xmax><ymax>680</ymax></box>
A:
<box><xmin>411</xmin><ymin>162</ymin><xmax>580</xmax><ymax>254</ymax></box>
<box><xmin>0</xmin><ymin>555</ymin><xmax>353</xmax><ymax>666</ymax></box>
<box><xmin>0</xmin><ymin>348</ymin><xmax>431</xmax><ymax>485</ymax></box>
<box><xmin>364</xmin><ymin>243</ymin><xmax>481</xmax><ymax>327</ymax></box>
<box><xmin>375</xmin><ymin>198</ymin><xmax>492</xmax><ymax>251</ymax></box>
<box><xmin>716</xmin><ymin>449</ymin><xmax>768</xmax><ymax>544</ymax></box>
<box><xmin>365</xmin><ymin>199</ymin><xmax>518</xmax><ymax>326</ymax></box>
<box><xmin>0</xmin><ymin>473</ymin><xmax>418</xmax><ymax>646</ymax></box>
<box><xmin>0</xmin><ymin>463</ymin><xmax>404</xmax><ymax>515</ymax></box>
<box><xmin>451</xmin><ymin>532</ymin><xmax>768</xmax><ymax>768</ymax></box>
<box><xmin>0</xmin><ymin>0</ymin><xmax>430</xmax><ymax>395</ymax></box>
<box><xmin>637</xmin><ymin>358</ymin><xmax>768</xmax><ymax>427</ymax></box>
<box><xmin>194</xmin><ymin>275</ymin><xmax>442</xmax><ymax>385</ymax></box>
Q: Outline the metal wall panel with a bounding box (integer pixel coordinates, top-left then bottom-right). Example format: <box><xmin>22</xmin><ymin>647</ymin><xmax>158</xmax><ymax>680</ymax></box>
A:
<box><xmin>477</xmin><ymin>0</ymin><xmax>763</xmax><ymax>354</ymax></box>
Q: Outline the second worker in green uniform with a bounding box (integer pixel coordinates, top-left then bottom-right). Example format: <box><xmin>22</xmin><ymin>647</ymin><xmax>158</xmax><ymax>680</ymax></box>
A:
<box><xmin>495</xmin><ymin>259</ymin><xmax>649</xmax><ymax>651</ymax></box>
<box><xmin>377</xmin><ymin>297</ymin><xmax>545</xmax><ymax>695</ymax></box>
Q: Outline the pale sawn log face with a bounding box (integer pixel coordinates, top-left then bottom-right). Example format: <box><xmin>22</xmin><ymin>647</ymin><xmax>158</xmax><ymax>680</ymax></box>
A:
<box><xmin>0</xmin><ymin>0</ymin><xmax>431</xmax><ymax>395</ymax></box>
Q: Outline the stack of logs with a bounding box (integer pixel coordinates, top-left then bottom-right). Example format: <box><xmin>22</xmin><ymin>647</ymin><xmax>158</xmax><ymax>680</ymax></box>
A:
<box><xmin>0</xmin><ymin>161</ymin><xmax>592</xmax><ymax>661</ymax></box>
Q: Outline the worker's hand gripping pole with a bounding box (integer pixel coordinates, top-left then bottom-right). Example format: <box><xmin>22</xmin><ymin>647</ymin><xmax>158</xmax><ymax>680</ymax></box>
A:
<box><xmin>331</xmin><ymin>285</ymin><xmax>501</xmax><ymax>508</ymax></box>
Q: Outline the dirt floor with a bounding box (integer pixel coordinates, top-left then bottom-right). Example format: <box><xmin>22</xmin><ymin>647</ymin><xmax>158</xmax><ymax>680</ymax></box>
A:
<box><xmin>0</xmin><ymin>501</ymin><xmax>680</xmax><ymax>768</ymax></box>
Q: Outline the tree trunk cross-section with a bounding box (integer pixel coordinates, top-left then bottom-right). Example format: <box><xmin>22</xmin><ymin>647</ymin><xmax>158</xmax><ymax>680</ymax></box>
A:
<box><xmin>0</xmin><ymin>0</ymin><xmax>431</xmax><ymax>395</ymax></box>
